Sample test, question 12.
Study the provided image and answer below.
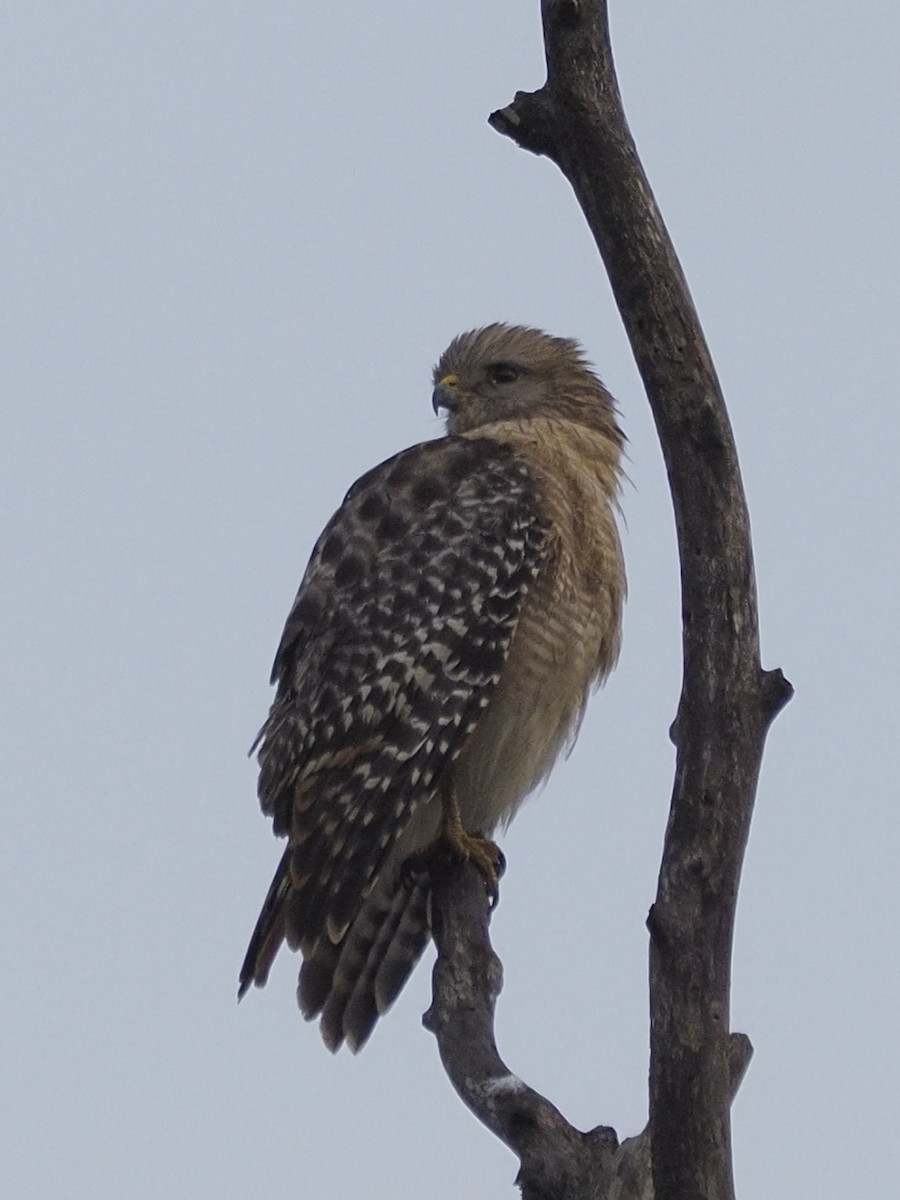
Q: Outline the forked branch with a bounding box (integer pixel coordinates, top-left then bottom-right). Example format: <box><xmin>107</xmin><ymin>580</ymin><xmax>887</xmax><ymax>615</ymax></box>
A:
<box><xmin>425</xmin><ymin>861</ymin><xmax>630</xmax><ymax>1200</ymax></box>
<box><xmin>427</xmin><ymin>2</ymin><xmax>791</xmax><ymax>1198</ymax></box>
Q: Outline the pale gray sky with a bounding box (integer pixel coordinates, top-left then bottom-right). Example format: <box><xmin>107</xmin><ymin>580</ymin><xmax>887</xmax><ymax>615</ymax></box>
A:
<box><xmin>3</xmin><ymin>3</ymin><xmax>898</xmax><ymax>1197</ymax></box>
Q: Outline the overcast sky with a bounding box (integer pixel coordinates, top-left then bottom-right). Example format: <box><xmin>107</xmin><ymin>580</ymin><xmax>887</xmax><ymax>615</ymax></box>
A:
<box><xmin>3</xmin><ymin>3</ymin><xmax>899</xmax><ymax>1197</ymax></box>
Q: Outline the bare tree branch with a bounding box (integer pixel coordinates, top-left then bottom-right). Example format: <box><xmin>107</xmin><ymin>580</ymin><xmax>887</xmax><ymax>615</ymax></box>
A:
<box><xmin>427</xmin><ymin>2</ymin><xmax>792</xmax><ymax>1197</ymax></box>
<box><xmin>426</xmin><ymin>861</ymin><xmax>757</xmax><ymax>1200</ymax></box>
<box><xmin>425</xmin><ymin>860</ymin><xmax>631</xmax><ymax>1200</ymax></box>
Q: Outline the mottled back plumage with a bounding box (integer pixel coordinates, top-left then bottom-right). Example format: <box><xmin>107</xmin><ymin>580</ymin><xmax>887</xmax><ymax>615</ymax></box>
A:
<box><xmin>240</xmin><ymin>324</ymin><xmax>625</xmax><ymax>1051</ymax></box>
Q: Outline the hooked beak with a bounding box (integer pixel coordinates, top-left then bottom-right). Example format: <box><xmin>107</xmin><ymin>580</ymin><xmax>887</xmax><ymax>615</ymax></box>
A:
<box><xmin>432</xmin><ymin>373</ymin><xmax>461</xmax><ymax>416</ymax></box>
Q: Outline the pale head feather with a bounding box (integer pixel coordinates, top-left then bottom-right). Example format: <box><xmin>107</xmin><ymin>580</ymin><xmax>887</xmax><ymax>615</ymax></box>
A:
<box><xmin>432</xmin><ymin>323</ymin><xmax>623</xmax><ymax>445</ymax></box>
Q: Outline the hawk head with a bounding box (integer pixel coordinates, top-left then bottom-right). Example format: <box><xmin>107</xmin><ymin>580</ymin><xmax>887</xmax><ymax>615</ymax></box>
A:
<box><xmin>432</xmin><ymin>323</ymin><xmax>621</xmax><ymax>444</ymax></box>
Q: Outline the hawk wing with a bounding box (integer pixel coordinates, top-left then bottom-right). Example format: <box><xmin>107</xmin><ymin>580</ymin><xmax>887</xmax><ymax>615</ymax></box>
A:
<box><xmin>240</xmin><ymin>435</ymin><xmax>549</xmax><ymax>1048</ymax></box>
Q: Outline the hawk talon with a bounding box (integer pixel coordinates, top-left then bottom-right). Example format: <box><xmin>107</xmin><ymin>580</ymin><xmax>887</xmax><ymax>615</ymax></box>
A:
<box><xmin>404</xmin><ymin>831</ymin><xmax>505</xmax><ymax>907</ymax></box>
<box><xmin>441</xmin><ymin>827</ymin><xmax>504</xmax><ymax>908</ymax></box>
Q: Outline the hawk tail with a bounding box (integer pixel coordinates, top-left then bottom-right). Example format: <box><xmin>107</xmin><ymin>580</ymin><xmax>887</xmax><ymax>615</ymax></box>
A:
<box><xmin>239</xmin><ymin>850</ymin><xmax>432</xmax><ymax>1053</ymax></box>
<box><xmin>238</xmin><ymin>847</ymin><xmax>291</xmax><ymax>999</ymax></box>
<box><xmin>302</xmin><ymin>871</ymin><xmax>432</xmax><ymax>1053</ymax></box>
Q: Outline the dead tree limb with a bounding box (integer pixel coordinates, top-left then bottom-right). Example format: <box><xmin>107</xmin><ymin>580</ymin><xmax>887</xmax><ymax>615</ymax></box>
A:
<box><xmin>426</xmin><ymin>2</ymin><xmax>792</xmax><ymax>1198</ymax></box>
<box><xmin>424</xmin><ymin>861</ymin><xmax>618</xmax><ymax>1200</ymax></box>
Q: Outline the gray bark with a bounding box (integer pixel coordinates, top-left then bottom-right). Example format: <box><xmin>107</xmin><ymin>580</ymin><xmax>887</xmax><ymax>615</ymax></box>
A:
<box><xmin>425</xmin><ymin>3</ymin><xmax>792</xmax><ymax>1198</ymax></box>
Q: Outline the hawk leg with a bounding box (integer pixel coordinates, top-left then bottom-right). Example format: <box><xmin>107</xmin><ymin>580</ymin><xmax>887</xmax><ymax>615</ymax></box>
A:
<box><xmin>405</xmin><ymin>779</ymin><xmax>505</xmax><ymax>907</ymax></box>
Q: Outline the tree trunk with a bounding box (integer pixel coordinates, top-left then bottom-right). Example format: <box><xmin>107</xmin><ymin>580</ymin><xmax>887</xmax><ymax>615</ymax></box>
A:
<box><xmin>426</xmin><ymin>4</ymin><xmax>792</xmax><ymax>1197</ymax></box>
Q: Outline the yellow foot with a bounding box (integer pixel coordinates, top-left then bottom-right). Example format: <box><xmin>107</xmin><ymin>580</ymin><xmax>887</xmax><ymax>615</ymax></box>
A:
<box><xmin>403</xmin><ymin>782</ymin><xmax>506</xmax><ymax>906</ymax></box>
<box><xmin>402</xmin><ymin>830</ymin><xmax>505</xmax><ymax>907</ymax></box>
<box><xmin>441</xmin><ymin>825</ymin><xmax>505</xmax><ymax>908</ymax></box>
<box><xmin>410</xmin><ymin>819</ymin><xmax>504</xmax><ymax>907</ymax></box>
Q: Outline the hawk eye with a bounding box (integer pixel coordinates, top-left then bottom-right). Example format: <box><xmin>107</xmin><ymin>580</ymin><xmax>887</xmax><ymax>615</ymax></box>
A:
<box><xmin>487</xmin><ymin>363</ymin><xmax>520</xmax><ymax>386</ymax></box>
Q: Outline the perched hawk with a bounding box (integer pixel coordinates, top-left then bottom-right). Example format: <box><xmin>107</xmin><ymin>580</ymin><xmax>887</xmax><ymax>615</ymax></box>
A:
<box><xmin>239</xmin><ymin>324</ymin><xmax>625</xmax><ymax>1051</ymax></box>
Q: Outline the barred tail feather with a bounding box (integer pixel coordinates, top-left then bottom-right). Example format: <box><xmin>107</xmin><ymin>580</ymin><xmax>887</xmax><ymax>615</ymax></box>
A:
<box><xmin>304</xmin><ymin>873</ymin><xmax>431</xmax><ymax>1053</ymax></box>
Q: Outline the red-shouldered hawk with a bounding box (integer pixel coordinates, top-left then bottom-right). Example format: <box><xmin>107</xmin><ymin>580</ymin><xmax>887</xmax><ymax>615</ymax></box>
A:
<box><xmin>239</xmin><ymin>324</ymin><xmax>625</xmax><ymax>1051</ymax></box>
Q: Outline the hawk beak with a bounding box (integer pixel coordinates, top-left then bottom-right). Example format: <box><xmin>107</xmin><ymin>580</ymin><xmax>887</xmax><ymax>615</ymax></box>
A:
<box><xmin>432</xmin><ymin>374</ymin><xmax>461</xmax><ymax>416</ymax></box>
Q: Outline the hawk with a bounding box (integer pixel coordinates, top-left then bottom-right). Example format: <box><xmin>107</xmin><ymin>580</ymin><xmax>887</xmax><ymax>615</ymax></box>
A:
<box><xmin>239</xmin><ymin>324</ymin><xmax>625</xmax><ymax>1051</ymax></box>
